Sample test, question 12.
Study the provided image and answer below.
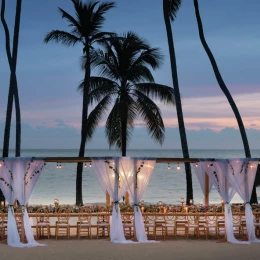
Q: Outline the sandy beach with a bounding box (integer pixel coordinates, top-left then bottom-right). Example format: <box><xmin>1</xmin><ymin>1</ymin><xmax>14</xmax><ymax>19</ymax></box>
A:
<box><xmin>0</xmin><ymin>239</ymin><xmax>260</xmax><ymax>260</ymax></box>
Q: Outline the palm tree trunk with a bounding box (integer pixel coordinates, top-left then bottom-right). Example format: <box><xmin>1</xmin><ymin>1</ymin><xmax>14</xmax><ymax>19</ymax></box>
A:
<box><xmin>193</xmin><ymin>0</ymin><xmax>257</xmax><ymax>203</ymax></box>
<box><xmin>12</xmin><ymin>0</ymin><xmax>22</xmax><ymax>157</ymax></box>
<box><xmin>163</xmin><ymin>0</ymin><xmax>193</xmax><ymax>204</ymax></box>
<box><xmin>76</xmin><ymin>45</ymin><xmax>91</xmax><ymax>206</ymax></box>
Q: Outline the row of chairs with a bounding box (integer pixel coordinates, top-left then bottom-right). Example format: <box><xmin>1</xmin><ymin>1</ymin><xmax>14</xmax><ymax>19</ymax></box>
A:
<box><xmin>1</xmin><ymin>208</ymin><xmax>260</xmax><ymax>241</ymax></box>
<box><xmin>142</xmin><ymin>209</ymin><xmax>260</xmax><ymax>240</ymax></box>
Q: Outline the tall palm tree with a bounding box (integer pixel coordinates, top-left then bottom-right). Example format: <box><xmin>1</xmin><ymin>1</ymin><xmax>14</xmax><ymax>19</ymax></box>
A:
<box><xmin>0</xmin><ymin>0</ymin><xmax>22</xmax><ymax>204</ymax></box>
<box><xmin>44</xmin><ymin>0</ymin><xmax>115</xmax><ymax>205</ymax></box>
<box><xmin>1</xmin><ymin>0</ymin><xmax>22</xmax><ymax>158</ymax></box>
<box><xmin>193</xmin><ymin>0</ymin><xmax>256</xmax><ymax>203</ymax></box>
<box><xmin>163</xmin><ymin>0</ymin><xmax>193</xmax><ymax>204</ymax></box>
<box><xmin>79</xmin><ymin>32</ymin><xmax>175</xmax><ymax>155</ymax></box>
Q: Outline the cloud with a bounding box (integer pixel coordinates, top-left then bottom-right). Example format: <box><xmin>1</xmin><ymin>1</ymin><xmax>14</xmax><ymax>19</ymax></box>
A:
<box><xmin>0</xmin><ymin>121</ymin><xmax>260</xmax><ymax>150</ymax></box>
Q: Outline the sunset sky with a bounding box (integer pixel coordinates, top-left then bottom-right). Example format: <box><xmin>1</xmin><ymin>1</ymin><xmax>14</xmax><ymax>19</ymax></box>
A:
<box><xmin>0</xmin><ymin>0</ymin><xmax>259</xmax><ymax>149</ymax></box>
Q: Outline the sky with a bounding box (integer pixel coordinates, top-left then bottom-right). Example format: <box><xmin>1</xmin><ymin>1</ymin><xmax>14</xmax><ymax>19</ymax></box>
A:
<box><xmin>0</xmin><ymin>0</ymin><xmax>259</xmax><ymax>150</ymax></box>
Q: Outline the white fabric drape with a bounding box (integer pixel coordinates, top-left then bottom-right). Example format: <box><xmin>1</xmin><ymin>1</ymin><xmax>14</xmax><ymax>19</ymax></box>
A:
<box><xmin>199</xmin><ymin>159</ymin><xmax>249</xmax><ymax>244</ymax></box>
<box><xmin>193</xmin><ymin>162</ymin><xmax>214</xmax><ymax>204</ymax></box>
<box><xmin>92</xmin><ymin>157</ymin><xmax>135</xmax><ymax>243</ymax></box>
<box><xmin>224</xmin><ymin>158</ymin><xmax>259</xmax><ymax>243</ymax></box>
<box><xmin>122</xmin><ymin>158</ymin><xmax>156</xmax><ymax>242</ymax></box>
<box><xmin>0</xmin><ymin>158</ymin><xmax>22</xmax><ymax>247</ymax></box>
<box><xmin>0</xmin><ymin>157</ymin><xmax>46</xmax><ymax>247</ymax></box>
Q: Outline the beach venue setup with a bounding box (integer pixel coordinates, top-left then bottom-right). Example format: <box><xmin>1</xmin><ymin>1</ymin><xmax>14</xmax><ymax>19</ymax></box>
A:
<box><xmin>0</xmin><ymin>156</ymin><xmax>260</xmax><ymax>247</ymax></box>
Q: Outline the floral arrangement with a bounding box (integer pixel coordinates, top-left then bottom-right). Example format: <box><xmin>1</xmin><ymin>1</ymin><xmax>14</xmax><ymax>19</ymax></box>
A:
<box><xmin>1</xmin><ymin>202</ymin><xmax>260</xmax><ymax>214</ymax></box>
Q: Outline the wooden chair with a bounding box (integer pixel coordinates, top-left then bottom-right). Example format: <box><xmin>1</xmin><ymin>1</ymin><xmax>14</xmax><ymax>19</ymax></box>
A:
<box><xmin>197</xmin><ymin>213</ymin><xmax>207</xmax><ymax>238</ymax></box>
<box><xmin>185</xmin><ymin>213</ymin><xmax>199</xmax><ymax>239</ymax></box>
<box><xmin>162</xmin><ymin>214</ymin><xmax>175</xmax><ymax>239</ymax></box>
<box><xmin>204</xmin><ymin>212</ymin><xmax>218</xmax><ymax>239</ymax></box>
<box><xmin>0</xmin><ymin>210</ymin><xmax>6</xmax><ymax>241</ymax></box>
<box><xmin>55</xmin><ymin>207</ymin><xmax>70</xmax><ymax>239</ymax></box>
<box><xmin>174</xmin><ymin>214</ymin><xmax>187</xmax><ymax>238</ymax></box>
<box><xmin>144</xmin><ymin>214</ymin><xmax>156</xmax><ymax>239</ymax></box>
<box><xmin>77</xmin><ymin>206</ymin><xmax>92</xmax><ymax>239</ymax></box>
<box><xmin>253</xmin><ymin>208</ymin><xmax>260</xmax><ymax>237</ymax></box>
<box><xmin>232</xmin><ymin>209</ymin><xmax>242</xmax><ymax>237</ymax></box>
<box><xmin>216</xmin><ymin>214</ymin><xmax>225</xmax><ymax>238</ymax></box>
<box><xmin>154</xmin><ymin>214</ymin><xmax>165</xmax><ymax>240</ymax></box>
<box><xmin>35</xmin><ymin>207</ymin><xmax>50</xmax><ymax>239</ymax></box>
<box><xmin>96</xmin><ymin>206</ymin><xmax>110</xmax><ymax>239</ymax></box>
<box><xmin>121</xmin><ymin>213</ymin><xmax>134</xmax><ymax>238</ymax></box>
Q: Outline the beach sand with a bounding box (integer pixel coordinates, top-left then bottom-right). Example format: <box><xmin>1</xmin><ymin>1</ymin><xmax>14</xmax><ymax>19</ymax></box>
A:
<box><xmin>0</xmin><ymin>239</ymin><xmax>259</xmax><ymax>260</ymax></box>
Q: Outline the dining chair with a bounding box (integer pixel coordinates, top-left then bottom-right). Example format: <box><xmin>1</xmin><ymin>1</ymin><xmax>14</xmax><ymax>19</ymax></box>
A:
<box><xmin>35</xmin><ymin>207</ymin><xmax>50</xmax><ymax>239</ymax></box>
<box><xmin>96</xmin><ymin>206</ymin><xmax>110</xmax><ymax>239</ymax></box>
<box><xmin>55</xmin><ymin>207</ymin><xmax>70</xmax><ymax>239</ymax></box>
<box><xmin>162</xmin><ymin>213</ymin><xmax>175</xmax><ymax>239</ymax></box>
<box><xmin>77</xmin><ymin>206</ymin><xmax>92</xmax><ymax>239</ymax></box>
<box><xmin>0</xmin><ymin>210</ymin><xmax>6</xmax><ymax>240</ymax></box>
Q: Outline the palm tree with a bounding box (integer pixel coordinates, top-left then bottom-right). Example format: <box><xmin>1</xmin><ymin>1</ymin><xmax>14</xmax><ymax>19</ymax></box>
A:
<box><xmin>1</xmin><ymin>0</ymin><xmax>22</xmax><ymax>158</ymax></box>
<box><xmin>44</xmin><ymin>0</ymin><xmax>115</xmax><ymax>205</ymax></box>
<box><xmin>193</xmin><ymin>0</ymin><xmax>256</xmax><ymax>203</ymax></box>
<box><xmin>79</xmin><ymin>32</ymin><xmax>175</xmax><ymax>155</ymax></box>
<box><xmin>163</xmin><ymin>0</ymin><xmax>193</xmax><ymax>204</ymax></box>
<box><xmin>1</xmin><ymin>0</ymin><xmax>22</xmax><ymax>204</ymax></box>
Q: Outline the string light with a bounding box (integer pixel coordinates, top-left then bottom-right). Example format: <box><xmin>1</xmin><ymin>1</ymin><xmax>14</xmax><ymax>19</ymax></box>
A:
<box><xmin>56</xmin><ymin>162</ymin><xmax>58</xmax><ymax>169</ymax></box>
<box><xmin>84</xmin><ymin>162</ymin><xmax>87</xmax><ymax>168</ymax></box>
<box><xmin>0</xmin><ymin>162</ymin><xmax>2</xmax><ymax>167</ymax></box>
<box><xmin>89</xmin><ymin>162</ymin><xmax>92</xmax><ymax>168</ymax></box>
<box><xmin>59</xmin><ymin>162</ymin><xmax>62</xmax><ymax>169</ymax></box>
<box><xmin>177</xmin><ymin>163</ymin><xmax>180</xmax><ymax>170</ymax></box>
<box><xmin>195</xmin><ymin>163</ymin><xmax>198</xmax><ymax>167</ymax></box>
<box><xmin>167</xmin><ymin>163</ymin><xmax>170</xmax><ymax>170</ymax></box>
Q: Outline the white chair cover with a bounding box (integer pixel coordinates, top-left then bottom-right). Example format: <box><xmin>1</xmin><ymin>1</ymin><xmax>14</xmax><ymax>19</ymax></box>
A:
<box><xmin>193</xmin><ymin>162</ymin><xmax>214</xmax><ymax>204</ymax></box>
<box><xmin>91</xmin><ymin>157</ymin><xmax>135</xmax><ymax>243</ymax></box>
<box><xmin>122</xmin><ymin>158</ymin><xmax>156</xmax><ymax>242</ymax></box>
<box><xmin>223</xmin><ymin>158</ymin><xmax>259</xmax><ymax>243</ymax></box>
<box><xmin>199</xmin><ymin>159</ymin><xmax>249</xmax><ymax>244</ymax></box>
<box><xmin>0</xmin><ymin>157</ymin><xmax>46</xmax><ymax>247</ymax></box>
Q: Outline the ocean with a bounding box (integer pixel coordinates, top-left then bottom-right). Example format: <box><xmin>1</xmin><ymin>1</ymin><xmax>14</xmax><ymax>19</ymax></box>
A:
<box><xmin>3</xmin><ymin>149</ymin><xmax>260</xmax><ymax>206</ymax></box>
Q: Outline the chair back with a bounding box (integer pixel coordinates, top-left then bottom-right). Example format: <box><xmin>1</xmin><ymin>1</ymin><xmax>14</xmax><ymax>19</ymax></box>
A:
<box><xmin>57</xmin><ymin>207</ymin><xmax>70</xmax><ymax>224</ymax></box>
<box><xmin>36</xmin><ymin>207</ymin><xmax>49</xmax><ymax>224</ymax></box>
<box><xmin>78</xmin><ymin>206</ymin><xmax>92</xmax><ymax>224</ymax></box>
<box><xmin>97</xmin><ymin>205</ymin><xmax>110</xmax><ymax>224</ymax></box>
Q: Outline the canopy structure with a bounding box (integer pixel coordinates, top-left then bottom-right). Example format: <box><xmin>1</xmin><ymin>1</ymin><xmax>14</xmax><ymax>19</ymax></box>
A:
<box><xmin>0</xmin><ymin>156</ymin><xmax>260</xmax><ymax>246</ymax></box>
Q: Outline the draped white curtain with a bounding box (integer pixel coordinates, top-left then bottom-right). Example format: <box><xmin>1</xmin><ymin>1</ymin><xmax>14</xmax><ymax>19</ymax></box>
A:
<box><xmin>92</xmin><ymin>157</ymin><xmax>134</xmax><ymax>243</ymax></box>
<box><xmin>122</xmin><ymin>158</ymin><xmax>156</xmax><ymax>242</ymax></box>
<box><xmin>224</xmin><ymin>158</ymin><xmax>259</xmax><ymax>243</ymax></box>
<box><xmin>0</xmin><ymin>157</ymin><xmax>46</xmax><ymax>247</ymax></box>
<box><xmin>193</xmin><ymin>162</ymin><xmax>214</xmax><ymax>204</ymax></box>
<box><xmin>199</xmin><ymin>159</ymin><xmax>249</xmax><ymax>244</ymax></box>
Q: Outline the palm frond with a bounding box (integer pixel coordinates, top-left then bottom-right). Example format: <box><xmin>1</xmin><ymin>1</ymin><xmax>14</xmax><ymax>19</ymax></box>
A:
<box><xmin>58</xmin><ymin>7</ymin><xmax>82</xmax><ymax>36</ymax></box>
<box><xmin>86</xmin><ymin>94</ymin><xmax>112</xmax><ymax>141</ymax></box>
<box><xmin>78</xmin><ymin>76</ymin><xmax>118</xmax><ymax>104</ymax></box>
<box><xmin>134</xmin><ymin>90</ymin><xmax>165</xmax><ymax>145</ymax></box>
<box><xmin>44</xmin><ymin>30</ymin><xmax>80</xmax><ymax>46</ymax></box>
<box><xmin>135</xmin><ymin>83</ymin><xmax>175</xmax><ymax>105</ymax></box>
<box><xmin>167</xmin><ymin>0</ymin><xmax>182</xmax><ymax>21</ymax></box>
<box><xmin>91</xmin><ymin>2</ymin><xmax>116</xmax><ymax>31</ymax></box>
<box><xmin>105</xmin><ymin>98</ymin><xmax>122</xmax><ymax>148</ymax></box>
<box><xmin>128</xmin><ymin>65</ymin><xmax>154</xmax><ymax>83</ymax></box>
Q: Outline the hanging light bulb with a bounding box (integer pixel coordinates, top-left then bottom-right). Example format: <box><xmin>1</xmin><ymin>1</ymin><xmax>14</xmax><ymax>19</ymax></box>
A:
<box><xmin>0</xmin><ymin>162</ymin><xmax>2</xmax><ymax>167</ymax></box>
<box><xmin>195</xmin><ymin>163</ymin><xmax>198</xmax><ymax>167</ymax></box>
<box><xmin>56</xmin><ymin>162</ymin><xmax>58</xmax><ymax>169</ymax></box>
<box><xmin>177</xmin><ymin>163</ymin><xmax>180</xmax><ymax>170</ymax></box>
<box><xmin>84</xmin><ymin>162</ymin><xmax>87</xmax><ymax>168</ymax></box>
<box><xmin>167</xmin><ymin>163</ymin><xmax>170</xmax><ymax>170</ymax></box>
<box><xmin>89</xmin><ymin>162</ymin><xmax>92</xmax><ymax>168</ymax></box>
<box><xmin>60</xmin><ymin>162</ymin><xmax>62</xmax><ymax>169</ymax></box>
